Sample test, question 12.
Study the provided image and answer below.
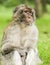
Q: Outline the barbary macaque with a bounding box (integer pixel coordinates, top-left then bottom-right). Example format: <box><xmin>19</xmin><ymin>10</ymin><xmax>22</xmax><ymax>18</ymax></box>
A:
<box><xmin>0</xmin><ymin>4</ymin><xmax>42</xmax><ymax>65</ymax></box>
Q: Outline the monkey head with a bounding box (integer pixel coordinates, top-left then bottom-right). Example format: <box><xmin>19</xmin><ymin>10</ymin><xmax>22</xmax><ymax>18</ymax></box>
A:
<box><xmin>13</xmin><ymin>4</ymin><xmax>36</xmax><ymax>25</ymax></box>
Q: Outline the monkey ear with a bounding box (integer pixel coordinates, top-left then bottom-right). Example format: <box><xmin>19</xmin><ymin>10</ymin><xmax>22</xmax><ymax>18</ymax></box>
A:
<box><xmin>13</xmin><ymin>4</ymin><xmax>26</xmax><ymax>14</ymax></box>
<box><xmin>13</xmin><ymin>4</ymin><xmax>25</xmax><ymax>13</ymax></box>
<box><xmin>32</xmin><ymin>9</ymin><xmax>36</xmax><ymax>21</ymax></box>
<box><xmin>13</xmin><ymin>6</ymin><xmax>19</xmax><ymax>13</ymax></box>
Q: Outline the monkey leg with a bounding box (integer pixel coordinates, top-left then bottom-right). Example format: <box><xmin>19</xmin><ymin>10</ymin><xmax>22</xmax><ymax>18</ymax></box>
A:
<box><xmin>17</xmin><ymin>48</ymin><xmax>28</xmax><ymax>65</ymax></box>
<box><xmin>26</xmin><ymin>49</ymin><xmax>37</xmax><ymax>65</ymax></box>
<box><xmin>12</xmin><ymin>50</ymin><xmax>22</xmax><ymax>65</ymax></box>
<box><xmin>1</xmin><ymin>50</ymin><xmax>22</xmax><ymax>65</ymax></box>
<box><xmin>26</xmin><ymin>49</ymin><xmax>42</xmax><ymax>65</ymax></box>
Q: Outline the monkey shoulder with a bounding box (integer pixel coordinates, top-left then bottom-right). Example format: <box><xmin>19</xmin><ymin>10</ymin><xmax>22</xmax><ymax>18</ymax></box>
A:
<box><xmin>4</xmin><ymin>21</ymin><xmax>20</xmax><ymax>35</ymax></box>
<box><xmin>30</xmin><ymin>24</ymin><xmax>39</xmax><ymax>36</ymax></box>
<box><xmin>2</xmin><ymin>22</ymin><xmax>20</xmax><ymax>43</ymax></box>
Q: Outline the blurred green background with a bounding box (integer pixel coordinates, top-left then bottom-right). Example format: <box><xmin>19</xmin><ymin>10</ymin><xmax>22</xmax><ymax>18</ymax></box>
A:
<box><xmin>0</xmin><ymin>0</ymin><xmax>50</xmax><ymax>65</ymax></box>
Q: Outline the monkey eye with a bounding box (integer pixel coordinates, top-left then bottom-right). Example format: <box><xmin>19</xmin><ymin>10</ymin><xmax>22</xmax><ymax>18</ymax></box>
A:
<box><xmin>29</xmin><ymin>11</ymin><xmax>33</xmax><ymax>16</ymax></box>
<box><xmin>24</xmin><ymin>10</ymin><xmax>33</xmax><ymax>16</ymax></box>
<box><xmin>20</xmin><ymin>10</ymin><xmax>23</xmax><ymax>14</ymax></box>
<box><xmin>1</xmin><ymin>48</ymin><xmax>14</xmax><ymax>55</ymax></box>
<box><xmin>31</xmin><ymin>12</ymin><xmax>33</xmax><ymax>16</ymax></box>
<box><xmin>24</xmin><ymin>10</ymin><xmax>28</xmax><ymax>13</ymax></box>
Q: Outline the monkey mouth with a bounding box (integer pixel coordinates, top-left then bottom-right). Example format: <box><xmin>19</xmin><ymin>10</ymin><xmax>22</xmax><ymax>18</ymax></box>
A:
<box><xmin>25</xmin><ymin>17</ymin><xmax>33</xmax><ymax>24</ymax></box>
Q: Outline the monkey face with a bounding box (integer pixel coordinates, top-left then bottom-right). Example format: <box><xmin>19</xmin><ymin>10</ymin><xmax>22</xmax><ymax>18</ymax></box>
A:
<box><xmin>20</xmin><ymin>8</ymin><xmax>33</xmax><ymax>24</ymax></box>
<box><xmin>13</xmin><ymin>4</ymin><xmax>36</xmax><ymax>25</ymax></box>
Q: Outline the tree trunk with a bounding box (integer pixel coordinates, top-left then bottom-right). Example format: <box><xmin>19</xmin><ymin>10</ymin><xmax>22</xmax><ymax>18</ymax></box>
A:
<box><xmin>34</xmin><ymin>0</ymin><xmax>41</xmax><ymax>18</ymax></box>
<box><xmin>41</xmin><ymin>0</ymin><xmax>47</xmax><ymax>13</ymax></box>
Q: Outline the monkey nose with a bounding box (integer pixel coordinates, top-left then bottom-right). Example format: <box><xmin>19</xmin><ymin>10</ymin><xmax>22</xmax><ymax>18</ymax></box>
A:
<box><xmin>28</xmin><ymin>16</ymin><xmax>30</xmax><ymax>18</ymax></box>
<box><xmin>27</xmin><ymin>15</ymin><xmax>31</xmax><ymax>18</ymax></box>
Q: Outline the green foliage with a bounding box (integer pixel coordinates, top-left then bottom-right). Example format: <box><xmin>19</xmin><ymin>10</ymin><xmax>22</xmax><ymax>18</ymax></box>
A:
<box><xmin>47</xmin><ymin>0</ymin><xmax>50</xmax><ymax>4</ymax></box>
<box><xmin>2</xmin><ymin>0</ymin><xmax>20</xmax><ymax>7</ymax></box>
<box><xmin>0</xmin><ymin>0</ymin><xmax>50</xmax><ymax>7</ymax></box>
<box><xmin>36</xmin><ymin>14</ymin><xmax>50</xmax><ymax>65</ymax></box>
<box><xmin>0</xmin><ymin>0</ymin><xmax>34</xmax><ymax>7</ymax></box>
<box><xmin>0</xmin><ymin>0</ymin><xmax>25</xmax><ymax>7</ymax></box>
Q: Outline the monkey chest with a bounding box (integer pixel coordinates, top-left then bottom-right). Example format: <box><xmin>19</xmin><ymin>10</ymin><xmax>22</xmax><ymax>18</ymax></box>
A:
<box><xmin>9</xmin><ymin>26</ymin><xmax>33</xmax><ymax>48</ymax></box>
<box><xmin>20</xmin><ymin>29</ymin><xmax>31</xmax><ymax>46</ymax></box>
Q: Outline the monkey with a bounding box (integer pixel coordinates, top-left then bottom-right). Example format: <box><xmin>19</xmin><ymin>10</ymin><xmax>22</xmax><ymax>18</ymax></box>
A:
<box><xmin>0</xmin><ymin>4</ymin><xmax>42</xmax><ymax>65</ymax></box>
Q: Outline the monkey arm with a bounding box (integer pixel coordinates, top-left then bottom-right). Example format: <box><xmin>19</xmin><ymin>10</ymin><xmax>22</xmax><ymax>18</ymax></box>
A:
<box><xmin>1</xmin><ymin>42</ymin><xmax>16</xmax><ymax>55</ymax></box>
<box><xmin>1</xmin><ymin>24</ymin><xmax>19</xmax><ymax>55</ymax></box>
<box><xmin>30</xmin><ymin>24</ymin><xmax>39</xmax><ymax>49</ymax></box>
<box><xmin>1</xmin><ymin>38</ymin><xmax>20</xmax><ymax>56</ymax></box>
<box><xmin>30</xmin><ymin>24</ymin><xmax>39</xmax><ymax>55</ymax></box>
